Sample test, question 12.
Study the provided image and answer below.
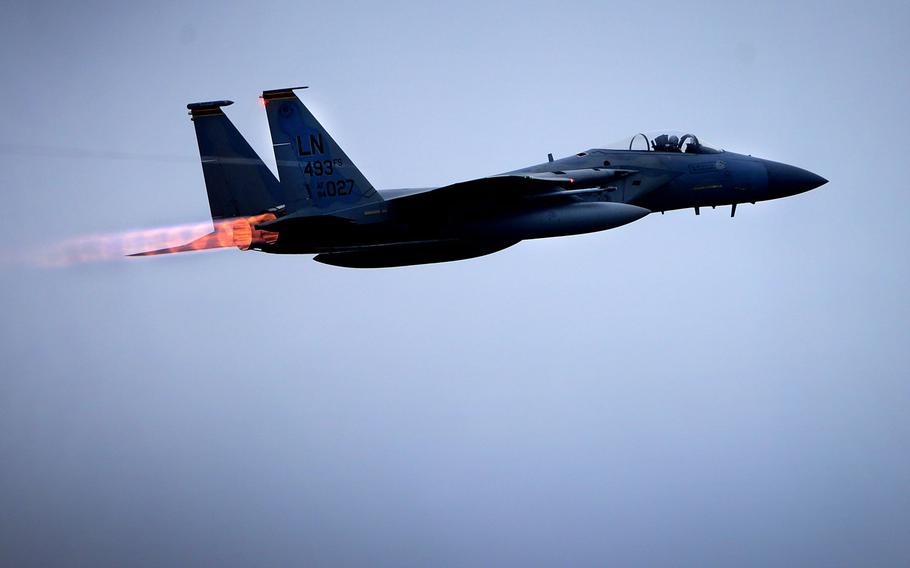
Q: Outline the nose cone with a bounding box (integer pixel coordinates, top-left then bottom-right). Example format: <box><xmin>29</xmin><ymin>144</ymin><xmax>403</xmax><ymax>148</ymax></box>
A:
<box><xmin>763</xmin><ymin>160</ymin><xmax>827</xmax><ymax>197</ymax></box>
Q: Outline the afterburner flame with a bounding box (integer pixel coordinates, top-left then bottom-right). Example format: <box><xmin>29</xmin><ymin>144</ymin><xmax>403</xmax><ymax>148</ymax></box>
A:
<box><xmin>230</xmin><ymin>213</ymin><xmax>279</xmax><ymax>250</ymax></box>
<box><xmin>17</xmin><ymin>213</ymin><xmax>279</xmax><ymax>268</ymax></box>
<box><xmin>129</xmin><ymin>212</ymin><xmax>278</xmax><ymax>256</ymax></box>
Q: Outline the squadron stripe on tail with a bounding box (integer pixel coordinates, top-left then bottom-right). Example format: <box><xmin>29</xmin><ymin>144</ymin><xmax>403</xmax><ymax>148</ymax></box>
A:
<box><xmin>261</xmin><ymin>86</ymin><xmax>308</xmax><ymax>102</ymax></box>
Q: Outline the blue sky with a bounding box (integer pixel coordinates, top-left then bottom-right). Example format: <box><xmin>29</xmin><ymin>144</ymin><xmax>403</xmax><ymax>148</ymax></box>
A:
<box><xmin>1</xmin><ymin>1</ymin><xmax>908</xmax><ymax>566</ymax></box>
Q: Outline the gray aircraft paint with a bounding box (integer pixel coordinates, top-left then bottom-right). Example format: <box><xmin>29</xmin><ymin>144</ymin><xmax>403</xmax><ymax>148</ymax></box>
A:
<box><xmin>143</xmin><ymin>92</ymin><xmax>825</xmax><ymax>268</ymax></box>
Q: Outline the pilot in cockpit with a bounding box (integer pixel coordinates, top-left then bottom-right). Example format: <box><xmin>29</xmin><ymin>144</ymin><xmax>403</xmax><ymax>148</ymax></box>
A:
<box><xmin>652</xmin><ymin>134</ymin><xmax>681</xmax><ymax>152</ymax></box>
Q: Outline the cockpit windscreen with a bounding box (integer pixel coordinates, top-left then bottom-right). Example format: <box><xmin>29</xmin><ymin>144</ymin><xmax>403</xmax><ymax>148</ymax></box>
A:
<box><xmin>605</xmin><ymin>132</ymin><xmax>723</xmax><ymax>154</ymax></box>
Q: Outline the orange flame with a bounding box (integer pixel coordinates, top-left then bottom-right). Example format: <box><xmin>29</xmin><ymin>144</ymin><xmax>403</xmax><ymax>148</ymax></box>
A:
<box><xmin>10</xmin><ymin>213</ymin><xmax>279</xmax><ymax>268</ymax></box>
<box><xmin>129</xmin><ymin>212</ymin><xmax>278</xmax><ymax>256</ymax></box>
<box><xmin>231</xmin><ymin>213</ymin><xmax>280</xmax><ymax>250</ymax></box>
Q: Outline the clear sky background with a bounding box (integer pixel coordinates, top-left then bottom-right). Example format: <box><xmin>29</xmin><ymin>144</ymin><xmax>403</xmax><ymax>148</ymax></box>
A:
<box><xmin>1</xmin><ymin>1</ymin><xmax>908</xmax><ymax>566</ymax></box>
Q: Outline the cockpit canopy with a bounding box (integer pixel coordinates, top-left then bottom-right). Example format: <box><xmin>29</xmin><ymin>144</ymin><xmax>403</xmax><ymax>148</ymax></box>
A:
<box><xmin>603</xmin><ymin>131</ymin><xmax>723</xmax><ymax>154</ymax></box>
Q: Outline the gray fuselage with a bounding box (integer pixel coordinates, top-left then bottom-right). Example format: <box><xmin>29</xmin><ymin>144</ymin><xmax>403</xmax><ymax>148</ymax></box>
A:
<box><xmin>262</xmin><ymin>147</ymin><xmax>826</xmax><ymax>256</ymax></box>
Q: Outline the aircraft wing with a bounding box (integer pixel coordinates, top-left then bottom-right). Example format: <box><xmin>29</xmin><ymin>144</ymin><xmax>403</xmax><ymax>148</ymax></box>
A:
<box><xmin>253</xmin><ymin>167</ymin><xmax>638</xmax><ymax>232</ymax></box>
<box><xmin>388</xmin><ymin>168</ymin><xmax>637</xmax><ymax>208</ymax></box>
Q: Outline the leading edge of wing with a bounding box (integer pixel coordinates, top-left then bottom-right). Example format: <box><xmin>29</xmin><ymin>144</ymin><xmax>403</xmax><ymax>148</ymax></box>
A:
<box><xmin>257</xmin><ymin>168</ymin><xmax>641</xmax><ymax>232</ymax></box>
<box><xmin>386</xmin><ymin>168</ymin><xmax>637</xmax><ymax>206</ymax></box>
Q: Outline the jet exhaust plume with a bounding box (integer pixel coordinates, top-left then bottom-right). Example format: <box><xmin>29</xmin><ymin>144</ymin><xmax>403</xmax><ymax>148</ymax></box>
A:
<box><xmin>6</xmin><ymin>213</ymin><xmax>278</xmax><ymax>268</ymax></box>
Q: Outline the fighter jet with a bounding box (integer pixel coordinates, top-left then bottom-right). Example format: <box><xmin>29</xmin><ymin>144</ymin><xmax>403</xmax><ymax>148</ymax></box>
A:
<box><xmin>134</xmin><ymin>87</ymin><xmax>827</xmax><ymax>268</ymax></box>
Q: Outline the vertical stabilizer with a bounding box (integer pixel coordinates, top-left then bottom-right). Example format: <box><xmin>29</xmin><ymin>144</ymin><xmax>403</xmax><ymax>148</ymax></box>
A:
<box><xmin>188</xmin><ymin>100</ymin><xmax>284</xmax><ymax>219</ymax></box>
<box><xmin>262</xmin><ymin>87</ymin><xmax>383</xmax><ymax>214</ymax></box>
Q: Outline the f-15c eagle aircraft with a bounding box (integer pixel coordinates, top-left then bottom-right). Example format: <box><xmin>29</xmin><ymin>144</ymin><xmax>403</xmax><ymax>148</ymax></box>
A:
<box><xmin>133</xmin><ymin>87</ymin><xmax>827</xmax><ymax>268</ymax></box>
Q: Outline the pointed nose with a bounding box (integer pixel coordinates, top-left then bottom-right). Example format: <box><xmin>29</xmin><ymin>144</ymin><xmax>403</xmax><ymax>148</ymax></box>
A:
<box><xmin>763</xmin><ymin>160</ymin><xmax>827</xmax><ymax>197</ymax></box>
